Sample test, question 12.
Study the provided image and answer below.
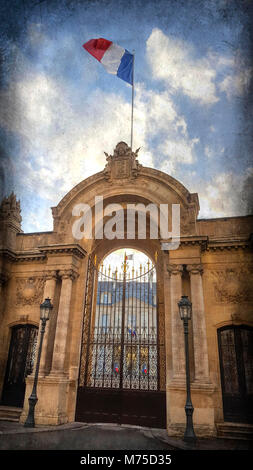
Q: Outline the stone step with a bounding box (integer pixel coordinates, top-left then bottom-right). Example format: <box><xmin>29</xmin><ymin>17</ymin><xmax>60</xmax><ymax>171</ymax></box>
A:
<box><xmin>0</xmin><ymin>406</ymin><xmax>22</xmax><ymax>422</ymax></box>
<box><xmin>216</xmin><ymin>422</ymin><xmax>253</xmax><ymax>440</ymax></box>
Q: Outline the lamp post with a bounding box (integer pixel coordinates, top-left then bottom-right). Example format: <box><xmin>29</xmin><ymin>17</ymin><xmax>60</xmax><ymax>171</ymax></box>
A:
<box><xmin>24</xmin><ymin>298</ymin><xmax>53</xmax><ymax>427</ymax></box>
<box><xmin>178</xmin><ymin>295</ymin><xmax>197</xmax><ymax>444</ymax></box>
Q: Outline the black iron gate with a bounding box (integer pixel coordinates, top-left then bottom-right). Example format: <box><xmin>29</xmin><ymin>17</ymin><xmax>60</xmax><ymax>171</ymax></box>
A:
<box><xmin>218</xmin><ymin>325</ymin><xmax>253</xmax><ymax>424</ymax></box>
<box><xmin>1</xmin><ymin>324</ymin><xmax>38</xmax><ymax>407</ymax></box>
<box><xmin>76</xmin><ymin>256</ymin><xmax>166</xmax><ymax>428</ymax></box>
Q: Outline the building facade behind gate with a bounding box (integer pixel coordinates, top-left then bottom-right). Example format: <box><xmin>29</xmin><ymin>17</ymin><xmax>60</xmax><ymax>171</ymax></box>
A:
<box><xmin>0</xmin><ymin>142</ymin><xmax>252</xmax><ymax>437</ymax></box>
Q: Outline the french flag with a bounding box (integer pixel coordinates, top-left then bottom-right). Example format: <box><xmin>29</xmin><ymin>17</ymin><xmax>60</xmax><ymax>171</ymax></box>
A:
<box><xmin>83</xmin><ymin>38</ymin><xmax>133</xmax><ymax>85</ymax></box>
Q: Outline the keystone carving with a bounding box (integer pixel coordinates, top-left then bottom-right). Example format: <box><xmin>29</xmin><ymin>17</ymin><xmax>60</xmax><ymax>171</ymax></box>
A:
<box><xmin>103</xmin><ymin>142</ymin><xmax>142</xmax><ymax>182</ymax></box>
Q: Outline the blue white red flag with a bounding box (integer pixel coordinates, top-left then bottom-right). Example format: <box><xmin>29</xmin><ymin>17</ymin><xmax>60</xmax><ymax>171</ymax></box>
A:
<box><xmin>128</xmin><ymin>327</ymin><xmax>137</xmax><ymax>337</ymax></box>
<box><xmin>83</xmin><ymin>38</ymin><xmax>133</xmax><ymax>85</ymax></box>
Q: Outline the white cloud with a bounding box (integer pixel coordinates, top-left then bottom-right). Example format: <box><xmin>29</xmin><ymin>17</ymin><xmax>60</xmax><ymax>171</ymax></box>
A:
<box><xmin>0</xmin><ymin>62</ymin><xmax>197</xmax><ymax>209</ymax></box>
<box><xmin>146</xmin><ymin>28</ymin><xmax>218</xmax><ymax>105</ymax></box>
<box><xmin>204</xmin><ymin>145</ymin><xmax>224</xmax><ymax>159</ymax></box>
<box><xmin>198</xmin><ymin>168</ymin><xmax>253</xmax><ymax>218</ymax></box>
<box><xmin>159</xmin><ymin>137</ymin><xmax>199</xmax><ymax>166</ymax></box>
<box><xmin>219</xmin><ymin>67</ymin><xmax>252</xmax><ymax>100</ymax></box>
<box><xmin>0</xmin><ymin>36</ymin><xmax>213</xmax><ymax>231</ymax></box>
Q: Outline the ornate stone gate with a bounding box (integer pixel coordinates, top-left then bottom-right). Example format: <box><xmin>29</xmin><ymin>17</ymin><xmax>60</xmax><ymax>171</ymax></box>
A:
<box><xmin>76</xmin><ymin>256</ymin><xmax>166</xmax><ymax>428</ymax></box>
<box><xmin>1</xmin><ymin>142</ymin><xmax>252</xmax><ymax>436</ymax></box>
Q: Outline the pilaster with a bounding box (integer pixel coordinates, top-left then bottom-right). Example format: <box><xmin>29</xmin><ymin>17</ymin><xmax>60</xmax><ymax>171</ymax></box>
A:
<box><xmin>187</xmin><ymin>264</ymin><xmax>210</xmax><ymax>383</ymax></box>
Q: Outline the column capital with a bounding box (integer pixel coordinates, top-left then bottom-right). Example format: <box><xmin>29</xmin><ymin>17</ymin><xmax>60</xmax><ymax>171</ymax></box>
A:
<box><xmin>44</xmin><ymin>270</ymin><xmax>58</xmax><ymax>281</ymax></box>
<box><xmin>167</xmin><ymin>264</ymin><xmax>183</xmax><ymax>276</ymax></box>
<box><xmin>58</xmin><ymin>269</ymin><xmax>79</xmax><ymax>281</ymax></box>
<box><xmin>186</xmin><ymin>264</ymin><xmax>203</xmax><ymax>275</ymax></box>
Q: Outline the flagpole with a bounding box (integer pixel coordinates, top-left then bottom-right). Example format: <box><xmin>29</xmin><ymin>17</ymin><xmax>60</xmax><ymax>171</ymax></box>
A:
<box><xmin>131</xmin><ymin>50</ymin><xmax>135</xmax><ymax>149</ymax></box>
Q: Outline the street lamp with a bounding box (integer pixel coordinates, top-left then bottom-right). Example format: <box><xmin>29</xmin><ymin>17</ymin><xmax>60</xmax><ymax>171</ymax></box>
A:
<box><xmin>24</xmin><ymin>297</ymin><xmax>53</xmax><ymax>427</ymax></box>
<box><xmin>178</xmin><ymin>295</ymin><xmax>197</xmax><ymax>444</ymax></box>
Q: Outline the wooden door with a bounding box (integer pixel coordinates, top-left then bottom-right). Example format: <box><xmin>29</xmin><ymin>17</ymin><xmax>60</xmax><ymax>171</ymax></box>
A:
<box><xmin>218</xmin><ymin>325</ymin><xmax>253</xmax><ymax>423</ymax></box>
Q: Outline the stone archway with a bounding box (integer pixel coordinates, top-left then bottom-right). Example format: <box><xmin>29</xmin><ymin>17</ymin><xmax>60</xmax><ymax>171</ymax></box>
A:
<box><xmin>75</xmin><ymin>244</ymin><xmax>166</xmax><ymax>428</ymax></box>
<box><xmin>20</xmin><ymin>142</ymin><xmax>214</xmax><ymax>437</ymax></box>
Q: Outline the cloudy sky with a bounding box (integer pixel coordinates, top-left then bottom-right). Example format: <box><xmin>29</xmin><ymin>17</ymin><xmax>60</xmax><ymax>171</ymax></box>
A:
<box><xmin>0</xmin><ymin>0</ymin><xmax>252</xmax><ymax>233</ymax></box>
<box><xmin>101</xmin><ymin>249</ymin><xmax>154</xmax><ymax>278</ymax></box>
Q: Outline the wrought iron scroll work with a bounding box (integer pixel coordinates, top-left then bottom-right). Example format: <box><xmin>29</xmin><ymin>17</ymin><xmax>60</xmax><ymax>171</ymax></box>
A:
<box><xmin>79</xmin><ymin>258</ymin><xmax>165</xmax><ymax>392</ymax></box>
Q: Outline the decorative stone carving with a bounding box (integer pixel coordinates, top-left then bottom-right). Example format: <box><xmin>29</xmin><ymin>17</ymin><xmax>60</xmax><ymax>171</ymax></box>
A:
<box><xmin>16</xmin><ymin>277</ymin><xmax>45</xmax><ymax>305</ymax></box>
<box><xmin>210</xmin><ymin>267</ymin><xmax>253</xmax><ymax>304</ymax></box>
<box><xmin>58</xmin><ymin>269</ymin><xmax>79</xmax><ymax>281</ymax></box>
<box><xmin>103</xmin><ymin>142</ymin><xmax>142</xmax><ymax>182</ymax></box>
<box><xmin>0</xmin><ymin>192</ymin><xmax>22</xmax><ymax>231</ymax></box>
<box><xmin>187</xmin><ymin>264</ymin><xmax>203</xmax><ymax>275</ymax></box>
<box><xmin>44</xmin><ymin>270</ymin><xmax>58</xmax><ymax>282</ymax></box>
<box><xmin>167</xmin><ymin>264</ymin><xmax>183</xmax><ymax>276</ymax></box>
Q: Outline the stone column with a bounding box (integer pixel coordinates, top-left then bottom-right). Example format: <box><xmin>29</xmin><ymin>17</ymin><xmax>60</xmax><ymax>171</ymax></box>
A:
<box><xmin>50</xmin><ymin>269</ymin><xmax>78</xmax><ymax>376</ymax></box>
<box><xmin>167</xmin><ymin>264</ymin><xmax>185</xmax><ymax>380</ymax></box>
<box><xmin>187</xmin><ymin>264</ymin><xmax>210</xmax><ymax>382</ymax></box>
<box><xmin>39</xmin><ymin>271</ymin><xmax>57</xmax><ymax>376</ymax></box>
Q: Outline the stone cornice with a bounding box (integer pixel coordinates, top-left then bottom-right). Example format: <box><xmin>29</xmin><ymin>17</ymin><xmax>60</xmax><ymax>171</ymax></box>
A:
<box><xmin>0</xmin><ymin>248</ymin><xmax>46</xmax><ymax>262</ymax></box>
<box><xmin>161</xmin><ymin>236</ymin><xmax>208</xmax><ymax>252</ymax></box>
<box><xmin>205</xmin><ymin>237</ymin><xmax>252</xmax><ymax>251</ymax></box>
<box><xmin>38</xmin><ymin>244</ymin><xmax>87</xmax><ymax>259</ymax></box>
<box><xmin>0</xmin><ymin>244</ymin><xmax>87</xmax><ymax>262</ymax></box>
<box><xmin>180</xmin><ymin>236</ymin><xmax>208</xmax><ymax>249</ymax></box>
<box><xmin>161</xmin><ymin>235</ymin><xmax>252</xmax><ymax>252</ymax></box>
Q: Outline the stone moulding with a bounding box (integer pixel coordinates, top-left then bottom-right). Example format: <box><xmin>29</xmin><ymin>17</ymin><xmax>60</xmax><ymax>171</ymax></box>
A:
<box><xmin>0</xmin><ymin>248</ymin><xmax>46</xmax><ymax>262</ymax></box>
<box><xmin>38</xmin><ymin>244</ymin><xmax>87</xmax><ymax>259</ymax></box>
<box><xmin>161</xmin><ymin>235</ymin><xmax>252</xmax><ymax>253</ymax></box>
<box><xmin>51</xmin><ymin>142</ymin><xmax>200</xmax><ymax>222</ymax></box>
<box><xmin>161</xmin><ymin>236</ymin><xmax>208</xmax><ymax>252</ymax></box>
<box><xmin>0</xmin><ymin>244</ymin><xmax>87</xmax><ymax>263</ymax></box>
<box><xmin>206</xmin><ymin>236</ymin><xmax>251</xmax><ymax>251</ymax></box>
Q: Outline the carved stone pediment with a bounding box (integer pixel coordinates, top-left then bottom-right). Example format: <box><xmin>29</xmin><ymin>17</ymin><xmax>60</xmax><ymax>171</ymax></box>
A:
<box><xmin>103</xmin><ymin>142</ymin><xmax>142</xmax><ymax>182</ymax></box>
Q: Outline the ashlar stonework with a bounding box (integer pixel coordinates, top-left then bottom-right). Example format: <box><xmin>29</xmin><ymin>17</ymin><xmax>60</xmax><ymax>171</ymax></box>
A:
<box><xmin>0</xmin><ymin>142</ymin><xmax>252</xmax><ymax>437</ymax></box>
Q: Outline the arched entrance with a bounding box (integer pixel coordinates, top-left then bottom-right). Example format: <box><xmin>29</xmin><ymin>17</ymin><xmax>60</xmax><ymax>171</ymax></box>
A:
<box><xmin>20</xmin><ymin>141</ymin><xmax>207</xmax><ymax>431</ymax></box>
<box><xmin>75</xmin><ymin>249</ymin><xmax>166</xmax><ymax>428</ymax></box>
